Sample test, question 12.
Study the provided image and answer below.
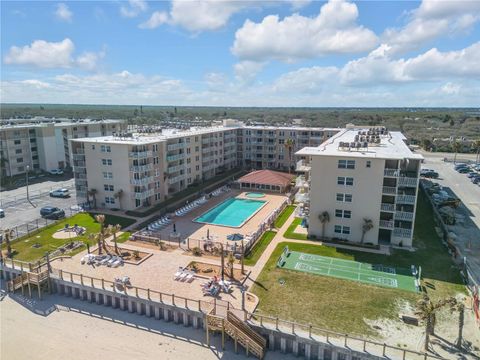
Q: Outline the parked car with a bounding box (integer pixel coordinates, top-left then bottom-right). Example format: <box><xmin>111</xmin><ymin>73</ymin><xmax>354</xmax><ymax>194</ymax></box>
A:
<box><xmin>473</xmin><ymin>177</ymin><xmax>480</xmax><ymax>184</ymax></box>
<box><xmin>457</xmin><ymin>167</ymin><xmax>472</xmax><ymax>174</ymax></box>
<box><xmin>49</xmin><ymin>188</ymin><xmax>70</xmax><ymax>198</ymax></box>
<box><xmin>421</xmin><ymin>170</ymin><xmax>439</xmax><ymax>178</ymax></box>
<box><xmin>0</xmin><ymin>208</ymin><xmax>4</xmax><ymax>218</ymax></box>
<box><xmin>40</xmin><ymin>206</ymin><xmax>65</xmax><ymax>219</ymax></box>
<box><xmin>467</xmin><ymin>172</ymin><xmax>479</xmax><ymax>178</ymax></box>
<box><xmin>48</xmin><ymin>169</ymin><xmax>64</xmax><ymax>175</ymax></box>
<box><xmin>454</xmin><ymin>163</ymin><xmax>468</xmax><ymax>170</ymax></box>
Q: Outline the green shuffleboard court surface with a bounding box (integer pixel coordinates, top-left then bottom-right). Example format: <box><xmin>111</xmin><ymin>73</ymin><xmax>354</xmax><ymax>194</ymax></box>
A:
<box><xmin>277</xmin><ymin>250</ymin><xmax>418</xmax><ymax>292</ymax></box>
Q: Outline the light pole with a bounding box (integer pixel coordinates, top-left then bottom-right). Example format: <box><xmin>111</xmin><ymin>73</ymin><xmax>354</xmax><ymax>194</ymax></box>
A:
<box><xmin>26</xmin><ymin>165</ymin><xmax>30</xmax><ymax>202</ymax></box>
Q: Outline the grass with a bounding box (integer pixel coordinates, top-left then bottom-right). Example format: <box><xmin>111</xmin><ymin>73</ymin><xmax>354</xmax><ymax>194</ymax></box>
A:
<box><xmin>274</xmin><ymin>205</ymin><xmax>296</xmax><ymax>228</ymax></box>
<box><xmin>283</xmin><ymin>217</ymin><xmax>308</xmax><ymax>240</ymax></box>
<box><xmin>244</xmin><ymin>231</ymin><xmax>277</xmax><ymax>266</ymax></box>
<box><xmin>3</xmin><ymin>213</ymin><xmax>136</xmax><ymax>262</ymax></box>
<box><xmin>252</xmin><ymin>191</ymin><xmax>464</xmax><ymax>336</ymax></box>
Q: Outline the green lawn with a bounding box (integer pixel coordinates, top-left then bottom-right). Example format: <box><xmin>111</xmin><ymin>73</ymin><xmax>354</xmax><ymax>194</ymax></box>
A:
<box><xmin>244</xmin><ymin>231</ymin><xmax>277</xmax><ymax>266</ymax></box>
<box><xmin>252</xmin><ymin>191</ymin><xmax>464</xmax><ymax>336</ymax></box>
<box><xmin>3</xmin><ymin>213</ymin><xmax>135</xmax><ymax>262</ymax></box>
<box><xmin>274</xmin><ymin>205</ymin><xmax>296</xmax><ymax>228</ymax></box>
<box><xmin>283</xmin><ymin>217</ymin><xmax>308</xmax><ymax>240</ymax></box>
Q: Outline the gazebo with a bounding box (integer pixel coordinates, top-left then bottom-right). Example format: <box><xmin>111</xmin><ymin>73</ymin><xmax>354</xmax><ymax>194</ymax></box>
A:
<box><xmin>237</xmin><ymin>170</ymin><xmax>295</xmax><ymax>193</ymax></box>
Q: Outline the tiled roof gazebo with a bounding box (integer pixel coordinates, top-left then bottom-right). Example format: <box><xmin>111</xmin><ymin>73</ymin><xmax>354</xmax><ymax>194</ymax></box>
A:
<box><xmin>237</xmin><ymin>170</ymin><xmax>295</xmax><ymax>193</ymax></box>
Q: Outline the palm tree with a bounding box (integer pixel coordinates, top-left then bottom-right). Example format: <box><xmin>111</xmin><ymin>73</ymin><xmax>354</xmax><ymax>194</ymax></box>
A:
<box><xmin>415</xmin><ymin>294</ymin><xmax>457</xmax><ymax>351</ymax></box>
<box><xmin>471</xmin><ymin>139</ymin><xmax>480</xmax><ymax>165</ymax></box>
<box><xmin>88</xmin><ymin>188</ymin><xmax>97</xmax><ymax>208</ymax></box>
<box><xmin>318</xmin><ymin>211</ymin><xmax>330</xmax><ymax>239</ymax></box>
<box><xmin>455</xmin><ymin>301</ymin><xmax>465</xmax><ymax>349</ymax></box>
<box><xmin>360</xmin><ymin>218</ymin><xmax>374</xmax><ymax>244</ymax></box>
<box><xmin>227</xmin><ymin>252</ymin><xmax>235</xmax><ymax>279</ymax></box>
<box><xmin>452</xmin><ymin>141</ymin><xmax>462</xmax><ymax>164</ymax></box>
<box><xmin>113</xmin><ymin>189</ymin><xmax>124</xmax><ymax>210</ymax></box>
<box><xmin>88</xmin><ymin>232</ymin><xmax>102</xmax><ymax>255</ymax></box>
<box><xmin>2</xmin><ymin>229</ymin><xmax>14</xmax><ymax>259</ymax></box>
<box><xmin>108</xmin><ymin>224</ymin><xmax>122</xmax><ymax>254</ymax></box>
<box><xmin>95</xmin><ymin>214</ymin><xmax>107</xmax><ymax>253</ymax></box>
<box><xmin>284</xmin><ymin>138</ymin><xmax>295</xmax><ymax>173</ymax></box>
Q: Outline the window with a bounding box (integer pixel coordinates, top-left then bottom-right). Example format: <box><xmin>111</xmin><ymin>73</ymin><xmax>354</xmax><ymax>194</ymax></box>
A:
<box><xmin>345</xmin><ymin>194</ymin><xmax>352</xmax><ymax>202</ymax></box>
<box><xmin>16</xmin><ymin>157</ymin><xmax>23</xmax><ymax>163</ymax></box>
<box><xmin>366</xmin><ymin>160</ymin><xmax>371</xmax><ymax>168</ymax></box>
<box><xmin>338</xmin><ymin>160</ymin><xmax>355</xmax><ymax>169</ymax></box>
<box><xmin>100</xmin><ymin>145</ymin><xmax>111</xmax><ymax>153</ymax></box>
<box><xmin>103</xmin><ymin>172</ymin><xmax>113</xmax><ymax>179</ymax></box>
<box><xmin>15</xmin><ymin>149</ymin><xmax>22</xmax><ymax>154</ymax></box>
<box><xmin>105</xmin><ymin>197</ymin><xmax>115</xmax><ymax>204</ymax></box>
<box><xmin>335</xmin><ymin>209</ymin><xmax>352</xmax><ymax>218</ymax></box>
<box><xmin>346</xmin><ymin>177</ymin><xmax>353</xmax><ymax>186</ymax></box>
<box><xmin>334</xmin><ymin>225</ymin><xmax>350</xmax><ymax>235</ymax></box>
<box><xmin>17</xmin><ymin>166</ymin><xmax>24</xmax><ymax>172</ymax></box>
<box><xmin>104</xmin><ymin>184</ymin><xmax>114</xmax><ymax>191</ymax></box>
<box><xmin>338</xmin><ymin>177</ymin><xmax>353</xmax><ymax>185</ymax></box>
<box><xmin>336</xmin><ymin>193</ymin><xmax>353</xmax><ymax>202</ymax></box>
<box><xmin>92</xmin><ymin>145</ymin><xmax>95</xmax><ymax>150</ymax></box>
<box><xmin>14</xmin><ymin>140</ymin><xmax>21</xmax><ymax>145</ymax></box>
<box><xmin>101</xmin><ymin>159</ymin><xmax>112</xmax><ymax>166</ymax></box>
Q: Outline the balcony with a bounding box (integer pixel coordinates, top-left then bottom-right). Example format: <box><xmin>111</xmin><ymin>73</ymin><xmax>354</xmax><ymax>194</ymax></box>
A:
<box><xmin>382</xmin><ymin>186</ymin><xmax>396</xmax><ymax>195</ymax></box>
<box><xmin>129</xmin><ymin>150</ymin><xmax>153</xmax><ymax>158</ymax></box>
<box><xmin>168</xmin><ymin>175</ymin><xmax>185</xmax><ymax>185</ymax></box>
<box><xmin>130</xmin><ymin>164</ymin><xmax>153</xmax><ymax>172</ymax></box>
<box><xmin>393</xmin><ymin>227</ymin><xmax>412</xmax><ymax>238</ymax></box>
<box><xmin>130</xmin><ymin>177</ymin><xmax>153</xmax><ymax>186</ymax></box>
<box><xmin>379</xmin><ymin>220</ymin><xmax>394</xmax><ymax>229</ymax></box>
<box><xmin>73</xmin><ymin>154</ymin><xmax>85</xmax><ymax>161</ymax></box>
<box><xmin>134</xmin><ymin>189</ymin><xmax>154</xmax><ymax>200</ymax></box>
<box><xmin>384</xmin><ymin>168</ymin><xmax>399</xmax><ymax>177</ymax></box>
<box><xmin>397</xmin><ymin>195</ymin><xmax>416</xmax><ymax>204</ymax></box>
<box><xmin>167</xmin><ymin>164</ymin><xmax>184</xmax><ymax>174</ymax></box>
<box><xmin>398</xmin><ymin>176</ymin><xmax>418</xmax><ymax>188</ymax></box>
<box><xmin>201</xmin><ymin>138</ymin><xmax>213</xmax><ymax>144</ymax></box>
<box><xmin>394</xmin><ymin>211</ymin><xmax>414</xmax><ymax>221</ymax></box>
<box><xmin>380</xmin><ymin>203</ymin><xmax>395</xmax><ymax>212</ymax></box>
<box><xmin>167</xmin><ymin>143</ymin><xmax>185</xmax><ymax>151</ymax></box>
<box><xmin>167</xmin><ymin>153</ymin><xmax>185</xmax><ymax>162</ymax></box>
<box><xmin>296</xmin><ymin>159</ymin><xmax>311</xmax><ymax>172</ymax></box>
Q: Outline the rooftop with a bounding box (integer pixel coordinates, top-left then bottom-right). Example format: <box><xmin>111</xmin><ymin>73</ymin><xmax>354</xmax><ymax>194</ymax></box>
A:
<box><xmin>237</xmin><ymin>170</ymin><xmax>295</xmax><ymax>187</ymax></box>
<box><xmin>296</xmin><ymin>127</ymin><xmax>423</xmax><ymax>160</ymax></box>
<box><xmin>0</xmin><ymin>117</ymin><xmax>124</xmax><ymax>130</ymax></box>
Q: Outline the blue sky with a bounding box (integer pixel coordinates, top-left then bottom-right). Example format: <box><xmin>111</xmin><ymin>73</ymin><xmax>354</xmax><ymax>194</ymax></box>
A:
<box><xmin>1</xmin><ymin>0</ymin><xmax>479</xmax><ymax>106</ymax></box>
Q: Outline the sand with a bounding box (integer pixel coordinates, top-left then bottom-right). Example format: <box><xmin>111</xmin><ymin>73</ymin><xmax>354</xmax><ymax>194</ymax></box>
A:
<box><xmin>0</xmin><ymin>291</ymin><xmax>295</xmax><ymax>360</ymax></box>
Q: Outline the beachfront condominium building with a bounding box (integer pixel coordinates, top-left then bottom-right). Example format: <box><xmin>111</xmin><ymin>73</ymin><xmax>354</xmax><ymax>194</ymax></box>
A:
<box><xmin>296</xmin><ymin>125</ymin><xmax>423</xmax><ymax>248</ymax></box>
<box><xmin>0</xmin><ymin>117</ymin><xmax>126</xmax><ymax>177</ymax></box>
<box><xmin>70</xmin><ymin>120</ymin><xmax>340</xmax><ymax>211</ymax></box>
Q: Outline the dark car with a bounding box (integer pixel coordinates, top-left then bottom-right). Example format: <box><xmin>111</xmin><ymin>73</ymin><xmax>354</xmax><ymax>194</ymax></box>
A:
<box><xmin>457</xmin><ymin>167</ymin><xmax>472</xmax><ymax>174</ymax></box>
<box><xmin>40</xmin><ymin>206</ymin><xmax>65</xmax><ymax>219</ymax></box>
<box><xmin>422</xmin><ymin>170</ymin><xmax>439</xmax><ymax>179</ymax></box>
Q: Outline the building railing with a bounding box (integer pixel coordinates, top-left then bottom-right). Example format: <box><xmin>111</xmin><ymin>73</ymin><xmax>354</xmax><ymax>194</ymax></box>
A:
<box><xmin>130</xmin><ymin>164</ymin><xmax>153</xmax><ymax>172</ymax></box>
<box><xmin>382</xmin><ymin>186</ymin><xmax>396</xmax><ymax>194</ymax></box>
<box><xmin>167</xmin><ymin>143</ymin><xmax>185</xmax><ymax>151</ymax></box>
<box><xmin>168</xmin><ymin>175</ymin><xmax>185</xmax><ymax>185</ymax></box>
<box><xmin>130</xmin><ymin>177</ymin><xmax>153</xmax><ymax>186</ymax></box>
<box><xmin>167</xmin><ymin>165</ymin><xmax>184</xmax><ymax>174</ymax></box>
<box><xmin>398</xmin><ymin>176</ymin><xmax>418</xmax><ymax>188</ymax></box>
<box><xmin>394</xmin><ymin>211</ymin><xmax>414</xmax><ymax>221</ymax></box>
<box><xmin>72</xmin><ymin>154</ymin><xmax>85</xmax><ymax>161</ymax></box>
<box><xmin>379</xmin><ymin>220</ymin><xmax>394</xmax><ymax>229</ymax></box>
<box><xmin>393</xmin><ymin>227</ymin><xmax>412</xmax><ymax>238</ymax></box>
<box><xmin>133</xmin><ymin>189</ymin><xmax>154</xmax><ymax>199</ymax></box>
<box><xmin>129</xmin><ymin>150</ymin><xmax>153</xmax><ymax>158</ymax></box>
<box><xmin>397</xmin><ymin>195</ymin><xmax>416</xmax><ymax>204</ymax></box>
<box><xmin>167</xmin><ymin>153</ymin><xmax>185</xmax><ymax>162</ymax></box>
<box><xmin>380</xmin><ymin>203</ymin><xmax>395</xmax><ymax>212</ymax></box>
<box><xmin>384</xmin><ymin>168</ymin><xmax>399</xmax><ymax>177</ymax></box>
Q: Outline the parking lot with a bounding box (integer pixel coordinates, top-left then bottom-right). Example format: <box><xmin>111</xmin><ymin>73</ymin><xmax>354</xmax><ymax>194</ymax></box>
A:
<box><xmin>1</xmin><ymin>178</ymin><xmax>80</xmax><ymax>230</ymax></box>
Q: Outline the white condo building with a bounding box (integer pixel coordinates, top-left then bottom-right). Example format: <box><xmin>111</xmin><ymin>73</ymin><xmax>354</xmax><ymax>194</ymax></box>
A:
<box><xmin>0</xmin><ymin>118</ymin><xmax>126</xmax><ymax>177</ymax></box>
<box><xmin>70</xmin><ymin>120</ymin><xmax>339</xmax><ymax>211</ymax></box>
<box><xmin>297</xmin><ymin>126</ymin><xmax>423</xmax><ymax>248</ymax></box>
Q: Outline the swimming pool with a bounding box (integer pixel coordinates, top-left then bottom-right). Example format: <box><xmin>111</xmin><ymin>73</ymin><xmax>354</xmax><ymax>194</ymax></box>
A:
<box><xmin>245</xmin><ymin>192</ymin><xmax>266</xmax><ymax>198</ymax></box>
<box><xmin>194</xmin><ymin>198</ymin><xmax>267</xmax><ymax>227</ymax></box>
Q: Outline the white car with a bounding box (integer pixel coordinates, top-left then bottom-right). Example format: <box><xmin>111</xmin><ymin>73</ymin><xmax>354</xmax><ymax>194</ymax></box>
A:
<box><xmin>50</xmin><ymin>188</ymin><xmax>70</xmax><ymax>198</ymax></box>
<box><xmin>48</xmin><ymin>169</ymin><xmax>64</xmax><ymax>175</ymax></box>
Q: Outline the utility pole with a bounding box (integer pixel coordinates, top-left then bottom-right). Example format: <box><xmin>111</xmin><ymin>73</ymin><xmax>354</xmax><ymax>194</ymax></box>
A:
<box><xmin>26</xmin><ymin>165</ymin><xmax>35</xmax><ymax>208</ymax></box>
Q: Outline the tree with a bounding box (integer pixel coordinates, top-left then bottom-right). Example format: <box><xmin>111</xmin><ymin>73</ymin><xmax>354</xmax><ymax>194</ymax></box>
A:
<box><xmin>471</xmin><ymin>139</ymin><xmax>480</xmax><ymax>165</ymax></box>
<box><xmin>227</xmin><ymin>252</ymin><xmax>235</xmax><ymax>279</ymax></box>
<box><xmin>454</xmin><ymin>301</ymin><xmax>465</xmax><ymax>349</ymax></box>
<box><xmin>2</xmin><ymin>229</ymin><xmax>14</xmax><ymax>259</ymax></box>
<box><xmin>318</xmin><ymin>211</ymin><xmax>330</xmax><ymax>239</ymax></box>
<box><xmin>88</xmin><ymin>188</ymin><xmax>97</xmax><ymax>209</ymax></box>
<box><xmin>93</xmin><ymin>214</ymin><xmax>108</xmax><ymax>254</ymax></box>
<box><xmin>113</xmin><ymin>189</ymin><xmax>124</xmax><ymax>210</ymax></box>
<box><xmin>421</xmin><ymin>138</ymin><xmax>432</xmax><ymax>151</ymax></box>
<box><xmin>284</xmin><ymin>138</ymin><xmax>295</xmax><ymax>173</ymax></box>
<box><xmin>415</xmin><ymin>294</ymin><xmax>457</xmax><ymax>351</ymax></box>
<box><xmin>108</xmin><ymin>224</ymin><xmax>122</xmax><ymax>254</ymax></box>
<box><xmin>360</xmin><ymin>218</ymin><xmax>374</xmax><ymax>244</ymax></box>
<box><xmin>452</xmin><ymin>141</ymin><xmax>462</xmax><ymax>164</ymax></box>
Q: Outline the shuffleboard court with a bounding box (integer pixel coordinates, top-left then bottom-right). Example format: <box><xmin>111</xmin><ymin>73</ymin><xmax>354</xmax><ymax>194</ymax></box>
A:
<box><xmin>278</xmin><ymin>250</ymin><xmax>418</xmax><ymax>292</ymax></box>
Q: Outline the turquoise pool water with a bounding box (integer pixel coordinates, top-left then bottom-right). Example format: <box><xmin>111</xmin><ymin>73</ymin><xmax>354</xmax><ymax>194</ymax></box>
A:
<box><xmin>195</xmin><ymin>198</ymin><xmax>266</xmax><ymax>227</ymax></box>
<box><xmin>245</xmin><ymin>192</ymin><xmax>266</xmax><ymax>198</ymax></box>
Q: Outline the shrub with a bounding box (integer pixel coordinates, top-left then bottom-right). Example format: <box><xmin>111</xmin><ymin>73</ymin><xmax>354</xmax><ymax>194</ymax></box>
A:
<box><xmin>192</xmin><ymin>247</ymin><xmax>202</xmax><ymax>256</ymax></box>
<box><xmin>132</xmin><ymin>250</ymin><xmax>140</xmax><ymax>259</ymax></box>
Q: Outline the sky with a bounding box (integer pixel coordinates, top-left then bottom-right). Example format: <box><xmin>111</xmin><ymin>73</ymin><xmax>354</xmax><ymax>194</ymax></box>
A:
<box><xmin>1</xmin><ymin>0</ymin><xmax>480</xmax><ymax>107</ymax></box>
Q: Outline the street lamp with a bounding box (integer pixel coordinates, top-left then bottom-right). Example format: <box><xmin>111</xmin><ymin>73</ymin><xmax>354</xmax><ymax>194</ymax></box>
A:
<box><xmin>26</xmin><ymin>165</ymin><xmax>30</xmax><ymax>202</ymax></box>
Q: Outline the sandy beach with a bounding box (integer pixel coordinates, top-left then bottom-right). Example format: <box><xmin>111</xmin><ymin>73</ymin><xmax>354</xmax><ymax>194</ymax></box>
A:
<box><xmin>0</xmin><ymin>291</ymin><xmax>295</xmax><ymax>360</ymax></box>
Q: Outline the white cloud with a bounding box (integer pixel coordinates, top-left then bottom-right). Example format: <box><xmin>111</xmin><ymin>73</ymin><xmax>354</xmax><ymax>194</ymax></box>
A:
<box><xmin>120</xmin><ymin>0</ymin><xmax>148</xmax><ymax>18</ymax></box>
<box><xmin>20</xmin><ymin>79</ymin><xmax>51</xmax><ymax>89</ymax></box>
<box><xmin>55</xmin><ymin>3</ymin><xmax>73</xmax><ymax>22</ymax></box>
<box><xmin>272</xmin><ymin>66</ymin><xmax>339</xmax><ymax>93</ymax></box>
<box><xmin>3</xmin><ymin>38</ymin><xmax>104</xmax><ymax>70</ymax></box>
<box><xmin>234</xmin><ymin>61</ymin><xmax>265</xmax><ymax>84</ymax></box>
<box><xmin>383</xmin><ymin>0</ymin><xmax>480</xmax><ymax>54</ymax></box>
<box><xmin>440</xmin><ymin>82</ymin><xmax>461</xmax><ymax>95</ymax></box>
<box><xmin>289</xmin><ymin>0</ymin><xmax>311</xmax><ymax>10</ymax></box>
<box><xmin>231</xmin><ymin>0</ymin><xmax>378</xmax><ymax>61</ymax></box>
<box><xmin>139</xmin><ymin>11</ymin><xmax>169</xmax><ymax>29</ymax></box>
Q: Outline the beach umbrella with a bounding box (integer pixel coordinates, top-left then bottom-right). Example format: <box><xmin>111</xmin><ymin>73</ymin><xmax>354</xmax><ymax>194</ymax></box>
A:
<box><xmin>227</xmin><ymin>233</ymin><xmax>244</xmax><ymax>241</ymax></box>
